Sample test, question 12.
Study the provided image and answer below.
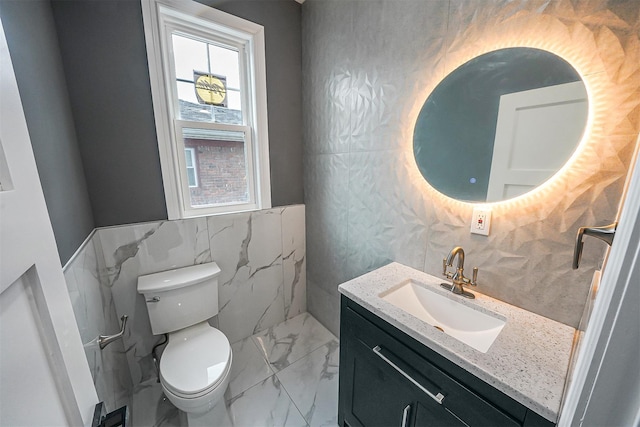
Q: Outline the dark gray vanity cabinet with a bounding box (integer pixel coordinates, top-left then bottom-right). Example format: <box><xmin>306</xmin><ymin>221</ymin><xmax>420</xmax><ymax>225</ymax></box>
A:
<box><xmin>338</xmin><ymin>296</ymin><xmax>555</xmax><ymax>427</ymax></box>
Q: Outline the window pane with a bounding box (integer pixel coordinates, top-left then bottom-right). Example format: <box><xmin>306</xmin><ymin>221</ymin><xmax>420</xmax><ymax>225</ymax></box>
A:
<box><xmin>184</xmin><ymin>148</ymin><xmax>197</xmax><ymax>187</ymax></box>
<box><xmin>187</xmin><ymin>168</ymin><xmax>197</xmax><ymax>187</ymax></box>
<box><xmin>226</xmin><ymin>90</ymin><xmax>242</xmax><ymax>111</ymax></box>
<box><xmin>172</xmin><ymin>33</ymin><xmax>243</xmax><ymax>125</ymax></box>
<box><xmin>182</xmin><ymin>128</ymin><xmax>249</xmax><ymax>207</ymax></box>
<box><xmin>177</xmin><ymin>81</ymin><xmax>199</xmax><ymax>105</ymax></box>
<box><xmin>209</xmin><ymin>44</ymin><xmax>240</xmax><ymax>89</ymax></box>
<box><xmin>172</xmin><ymin>34</ymin><xmax>208</xmax><ymax>81</ymax></box>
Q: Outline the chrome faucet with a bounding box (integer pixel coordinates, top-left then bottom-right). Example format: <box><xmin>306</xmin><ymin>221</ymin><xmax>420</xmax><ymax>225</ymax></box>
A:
<box><xmin>441</xmin><ymin>246</ymin><xmax>478</xmax><ymax>299</ymax></box>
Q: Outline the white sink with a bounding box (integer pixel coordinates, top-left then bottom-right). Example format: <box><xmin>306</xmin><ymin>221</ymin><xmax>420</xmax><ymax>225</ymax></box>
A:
<box><xmin>379</xmin><ymin>280</ymin><xmax>506</xmax><ymax>353</ymax></box>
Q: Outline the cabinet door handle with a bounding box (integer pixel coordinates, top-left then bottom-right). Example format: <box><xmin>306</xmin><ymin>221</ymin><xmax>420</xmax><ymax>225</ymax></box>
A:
<box><xmin>401</xmin><ymin>404</ymin><xmax>411</xmax><ymax>427</ymax></box>
<box><xmin>373</xmin><ymin>345</ymin><xmax>445</xmax><ymax>404</ymax></box>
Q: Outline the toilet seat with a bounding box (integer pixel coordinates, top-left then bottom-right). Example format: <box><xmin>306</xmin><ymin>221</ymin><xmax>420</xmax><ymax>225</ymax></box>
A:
<box><xmin>162</xmin><ymin>353</ymin><xmax>232</xmax><ymax>399</ymax></box>
<box><xmin>160</xmin><ymin>322</ymin><xmax>231</xmax><ymax>398</ymax></box>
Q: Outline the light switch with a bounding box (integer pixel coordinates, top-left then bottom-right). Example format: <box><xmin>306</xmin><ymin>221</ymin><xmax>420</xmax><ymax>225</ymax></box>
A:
<box><xmin>470</xmin><ymin>208</ymin><xmax>491</xmax><ymax>236</ymax></box>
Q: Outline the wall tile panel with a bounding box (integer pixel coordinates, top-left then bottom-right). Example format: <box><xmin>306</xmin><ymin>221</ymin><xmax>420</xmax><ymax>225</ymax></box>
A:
<box><xmin>303</xmin><ymin>0</ymin><xmax>639</xmax><ymax>334</ymax></box>
<box><xmin>282</xmin><ymin>205</ymin><xmax>307</xmax><ymax>319</ymax></box>
<box><xmin>63</xmin><ymin>233</ymin><xmax>132</xmax><ymax>412</ymax></box>
<box><xmin>306</xmin><ymin>278</ymin><xmax>341</xmax><ymax>338</ymax></box>
<box><xmin>97</xmin><ymin>219</ymin><xmax>210</xmax><ymax>384</ymax></box>
<box><xmin>347</xmin><ymin>149</ymin><xmax>432</xmax><ymax>279</ymax></box>
<box><xmin>304</xmin><ymin>153</ymin><xmax>351</xmax><ymax>293</ymax></box>
<box><xmin>208</xmin><ymin>209</ymin><xmax>286</xmax><ymax>343</ymax></box>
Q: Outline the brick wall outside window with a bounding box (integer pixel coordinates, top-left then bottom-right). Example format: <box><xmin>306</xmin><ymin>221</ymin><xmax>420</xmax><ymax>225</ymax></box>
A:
<box><xmin>185</xmin><ymin>138</ymin><xmax>248</xmax><ymax>205</ymax></box>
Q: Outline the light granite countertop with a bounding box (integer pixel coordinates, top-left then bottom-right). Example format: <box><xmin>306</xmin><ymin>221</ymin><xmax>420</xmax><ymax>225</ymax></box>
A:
<box><xmin>338</xmin><ymin>262</ymin><xmax>576</xmax><ymax>422</ymax></box>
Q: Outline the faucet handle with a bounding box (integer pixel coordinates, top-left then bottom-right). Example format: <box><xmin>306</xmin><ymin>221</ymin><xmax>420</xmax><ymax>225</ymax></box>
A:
<box><xmin>460</xmin><ymin>267</ymin><xmax>478</xmax><ymax>286</ymax></box>
<box><xmin>442</xmin><ymin>258</ymin><xmax>453</xmax><ymax>279</ymax></box>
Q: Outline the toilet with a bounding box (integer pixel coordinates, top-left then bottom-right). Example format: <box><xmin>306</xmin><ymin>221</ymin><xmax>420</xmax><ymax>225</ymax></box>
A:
<box><xmin>137</xmin><ymin>262</ymin><xmax>232</xmax><ymax>418</ymax></box>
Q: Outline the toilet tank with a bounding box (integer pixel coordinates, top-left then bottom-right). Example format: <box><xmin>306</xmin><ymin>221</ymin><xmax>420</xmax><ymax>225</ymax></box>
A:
<box><xmin>137</xmin><ymin>262</ymin><xmax>221</xmax><ymax>335</ymax></box>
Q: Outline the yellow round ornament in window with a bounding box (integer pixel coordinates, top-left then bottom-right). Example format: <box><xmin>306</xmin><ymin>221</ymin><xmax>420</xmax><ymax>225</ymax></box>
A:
<box><xmin>194</xmin><ymin>73</ymin><xmax>227</xmax><ymax>106</ymax></box>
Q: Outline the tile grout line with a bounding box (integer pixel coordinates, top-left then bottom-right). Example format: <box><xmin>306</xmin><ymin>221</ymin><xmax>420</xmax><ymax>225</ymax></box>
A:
<box><xmin>224</xmin><ymin>336</ymin><xmax>277</xmax><ymax>403</ymax></box>
<box><xmin>221</xmin><ymin>358</ymin><xmax>309</xmax><ymax>427</ymax></box>
<box><xmin>275</xmin><ymin>372</ymin><xmax>312</xmax><ymax>427</ymax></box>
<box><xmin>249</xmin><ymin>313</ymin><xmax>336</xmax><ymax>371</ymax></box>
<box><xmin>274</xmin><ymin>340</ymin><xmax>335</xmax><ymax>427</ymax></box>
<box><xmin>276</xmin><ymin>339</ymin><xmax>341</xmax><ymax>427</ymax></box>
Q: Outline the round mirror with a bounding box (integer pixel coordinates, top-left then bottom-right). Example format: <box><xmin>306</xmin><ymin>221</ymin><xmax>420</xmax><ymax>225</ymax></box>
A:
<box><xmin>413</xmin><ymin>47</ymin><xmax>588</xmax><ymax>203</ymax></box>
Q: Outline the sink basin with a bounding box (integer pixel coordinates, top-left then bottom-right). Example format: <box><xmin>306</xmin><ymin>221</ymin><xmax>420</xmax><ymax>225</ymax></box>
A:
<box><xmin>379</xmin><ymin>280</ymin><xmax>506</xmax><ymax>353</ymax></box>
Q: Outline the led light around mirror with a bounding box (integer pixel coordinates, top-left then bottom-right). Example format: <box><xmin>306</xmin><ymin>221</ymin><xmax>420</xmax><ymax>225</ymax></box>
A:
<box><xmin>413</xmin><ymin>47</ymin><xmax>588</xmax><ymax>203</ymax></box>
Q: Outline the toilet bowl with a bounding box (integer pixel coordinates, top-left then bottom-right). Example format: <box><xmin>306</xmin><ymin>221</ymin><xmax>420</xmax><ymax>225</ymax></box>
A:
<box><xmin>137</xmin><ymin>262</ymin><xmax>232</xmax><ymax>418</ymax></box>
<box><xmin>160</xmin><ymin>322</ymin><xmax>232</xmax><ymax>414</ymax></box>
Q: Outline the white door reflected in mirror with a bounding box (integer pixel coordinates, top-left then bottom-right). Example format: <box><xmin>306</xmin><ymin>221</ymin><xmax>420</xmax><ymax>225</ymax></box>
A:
<box><xmin>487</xmin><ymin>81</ymin><xmax>588</xmax><ymax>202</ymax></box>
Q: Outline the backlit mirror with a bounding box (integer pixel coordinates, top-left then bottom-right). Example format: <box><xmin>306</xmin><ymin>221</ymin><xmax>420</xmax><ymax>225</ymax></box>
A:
<box><xmin>413</xmin><ymin>47</ymin><xmax>588</xmax><ymax>203</ymax></box>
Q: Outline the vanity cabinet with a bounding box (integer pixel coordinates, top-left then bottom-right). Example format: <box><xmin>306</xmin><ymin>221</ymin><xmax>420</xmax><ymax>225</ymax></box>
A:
<box><xmin>338</xmin><ymin>296</ymin><xmax>555</xmax><ymax>427</ymax></box>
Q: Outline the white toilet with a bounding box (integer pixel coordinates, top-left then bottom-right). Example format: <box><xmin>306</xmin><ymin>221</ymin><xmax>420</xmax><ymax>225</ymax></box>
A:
<box><xmin>137</xmin><ymin>262</ymin><xmax>232</xmax><ymax>418</ymax></box>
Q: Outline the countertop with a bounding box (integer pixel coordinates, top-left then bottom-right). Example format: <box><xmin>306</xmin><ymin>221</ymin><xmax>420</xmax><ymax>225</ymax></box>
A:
<box><xmin>338</xmin><ymin>262</ymin><xmax>576</xmax><ymax>422</ymax></box>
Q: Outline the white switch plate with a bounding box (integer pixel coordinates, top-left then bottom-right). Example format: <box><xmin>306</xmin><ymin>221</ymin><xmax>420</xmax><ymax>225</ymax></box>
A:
<box><xmin>470</xmin><ymin>208</ymin><xmax>491</xmax><ymax>236</ymax></box>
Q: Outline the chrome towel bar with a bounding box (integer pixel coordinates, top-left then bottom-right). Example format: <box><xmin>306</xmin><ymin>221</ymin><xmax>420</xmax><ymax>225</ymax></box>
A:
<box><xmin>98</xmin><ymin>315</ymin><xmax>128</xmax><ymax>350</ymax></box>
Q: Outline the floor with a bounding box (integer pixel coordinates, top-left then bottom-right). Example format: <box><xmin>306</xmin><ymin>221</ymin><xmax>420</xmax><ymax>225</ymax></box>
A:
<box><xmin>130</xmin><ymin>312</ymin><xmax>340</xmax><ymax>427</ymax></box>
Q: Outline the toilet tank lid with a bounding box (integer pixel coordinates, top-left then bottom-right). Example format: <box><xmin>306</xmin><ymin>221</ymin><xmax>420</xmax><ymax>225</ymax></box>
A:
<box><xmin>137</xmin><ymin>262</ymin><xmax>221</xmax><ymax>293</ymax></box>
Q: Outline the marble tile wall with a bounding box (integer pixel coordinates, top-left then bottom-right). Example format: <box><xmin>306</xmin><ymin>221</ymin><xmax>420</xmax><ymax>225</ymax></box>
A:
<box><xmin>96</xmin><ymin>205</ymin><xmax>306</xmax><ymax>386</ymax></box>
<box><xmin>302</xmin><ymin>0</ymin><xmax>640</xmax><ymax>335</ymax></box>
<box><xmin>63</xmin><ymin>232</ymin><xmax>132</xmax><ymax>413</ymax></box>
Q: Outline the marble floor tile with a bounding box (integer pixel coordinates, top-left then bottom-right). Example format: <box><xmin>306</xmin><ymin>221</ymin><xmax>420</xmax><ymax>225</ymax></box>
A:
<box><xmin>277</xmin><ymin>340</ymin><xmax>340</xmax><ymax>427</ymax></box>
<box><xmin>252</xmin><ymin>312</ymin><xmax>337</xmax><ymax>372</ymax></box>
<box><xmin>130</xmin><ymin>379</ymin><xmax>185</xmax><ymax>427</ymax></box>
<box><xmin>213</xmin><ymin>375</ymin><xmax>308</xmax><ymax>427</ymax></box>
<box><xmin>228</xmin><ymin>336</ymin><xmax>275</xmax><ymax>398</ymax></box>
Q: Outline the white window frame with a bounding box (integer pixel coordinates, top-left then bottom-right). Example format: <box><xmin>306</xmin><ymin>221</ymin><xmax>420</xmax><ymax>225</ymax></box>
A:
<box><xmin>141</xmin><ymin>0</ymin><xmax>271</xmax><ymax>218</ymax></box>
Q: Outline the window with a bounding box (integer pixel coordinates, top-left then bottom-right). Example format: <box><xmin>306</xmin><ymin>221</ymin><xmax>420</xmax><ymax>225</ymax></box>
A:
<box><xmin>141</xmin><ymin>0</ymin><xmax>271</xmax><ymax>218</ymax></box>
<box><xmin>184</xmin><ymin>148</ymin><xmax>197</xmax><ymax>187</ymax></box>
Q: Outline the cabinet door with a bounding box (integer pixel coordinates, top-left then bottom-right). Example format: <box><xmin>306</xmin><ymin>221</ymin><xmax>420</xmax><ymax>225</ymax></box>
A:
<box><xmin>413</xmin><ymin>401</ymin><xmax>465</xmax><ymax>427</ymax></box>
<box><xmin>341</xmin><ymin>334</ymin><xmax>412</xmax><ymax>426</ymax></box>
<box><xmin>340</xmin><ymin>299</ymin><xmax>531</xmax><ymax>427</ymax></box>
<box><xmin>341</xmin><ymin>333</ymin><xmax>465</xmax><ymax>427</ymax></box>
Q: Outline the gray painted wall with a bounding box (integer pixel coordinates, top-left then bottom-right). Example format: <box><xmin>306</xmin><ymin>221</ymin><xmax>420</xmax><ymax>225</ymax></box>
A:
<box><xmin>0</xmin><ymin>0</ymin><xmax>94</xmax><ymax>265</ymax></box>
<box><xmin>51</xmin><ymin>0</ymin><xmax>167</xmax><ymax>227</ymax></box>
<box><xmin>50</xmin><ymin>0</ymin><xmax>303</xmax><ymax>228</ymax></box>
